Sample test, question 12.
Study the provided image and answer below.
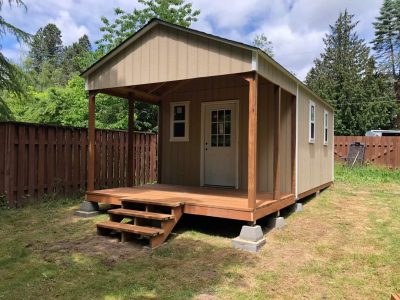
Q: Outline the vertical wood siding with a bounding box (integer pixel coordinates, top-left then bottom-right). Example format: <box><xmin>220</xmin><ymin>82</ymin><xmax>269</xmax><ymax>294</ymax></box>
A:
<box><xmin>160</xmin><ymin>74</ymin><xmax>294</xmax><ymax>193</ymax></box>
<box><xmin>0</xmin><ymin>122</ymin><xmax>157</xmax><ymax>207</ymax></box>
<box><xmin>87</xmin><ymin>26</ymin><xmax>252</xmax><ymax>90</ymax></box>
<box><xmin>297</xmin><ymin>86</ymin><xmax>334</xmax><ymax>195</ymax></box>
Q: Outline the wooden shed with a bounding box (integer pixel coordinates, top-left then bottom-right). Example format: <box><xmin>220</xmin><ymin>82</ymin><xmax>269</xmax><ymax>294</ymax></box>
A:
<box><xmin>80</xmin><ymin>19</ymin><xmax>334</xmax><ymax>248</ymax></box>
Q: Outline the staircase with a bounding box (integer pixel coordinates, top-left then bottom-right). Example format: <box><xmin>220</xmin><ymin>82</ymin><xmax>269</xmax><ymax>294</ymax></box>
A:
<box><xmin>96</xmin><ymin>197</ymin><xmax>184</xmax><ymax>248</ymax></box>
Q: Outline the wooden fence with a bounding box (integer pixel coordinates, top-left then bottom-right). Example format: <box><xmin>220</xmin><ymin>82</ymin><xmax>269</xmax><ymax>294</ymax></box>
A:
<box><xmin>334</xmin><ymin>136</ymin><xmax>400</xmax><ymax>168</ymax></box>
<box><xmin>0</xmin><ymin>122</ymin><xmax>157</xmax><ymax>207</ymax></box>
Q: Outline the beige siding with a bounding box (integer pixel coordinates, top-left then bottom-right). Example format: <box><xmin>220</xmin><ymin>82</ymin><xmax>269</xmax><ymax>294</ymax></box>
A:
<box><xmin>258</xmin><ymin>57</ymin><xmax>297</xmax><ymax>95</ymax></box>
<box><xmin>160</xmin><ymin>75</ymin><xmax>250</xmax><ymax>189</ymax></box>
<box><xmin>87</xmin><ymin>26</ymin><xmax>252</xmax><ymax>90</ymax></box>
<box><xmin>161</xmin><ymin>75</ymin><xmax>294</xmax><ymax>194</ymax></box>
<box><xmin>297</xmin><ymin>85</ymin><xmax>334</xmax><ymax>195</ymax></box>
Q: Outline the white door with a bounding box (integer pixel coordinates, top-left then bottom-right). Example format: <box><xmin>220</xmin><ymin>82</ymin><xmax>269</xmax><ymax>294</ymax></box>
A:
<box><xmin>203</xmin><ymin>101</ymin><xmax>238</xmax><ymax>187</ymax></box>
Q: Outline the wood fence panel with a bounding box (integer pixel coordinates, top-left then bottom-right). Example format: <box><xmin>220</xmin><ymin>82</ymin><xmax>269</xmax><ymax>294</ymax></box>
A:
<box><xmin>334</xmin><ymin>136</ymin><xmax>400</xmax><ymax>168</ymax></box>
<box><xmin>0</xmin><ymin>122</ymin><xmax>157</xmax><ymax>207</ymax></box>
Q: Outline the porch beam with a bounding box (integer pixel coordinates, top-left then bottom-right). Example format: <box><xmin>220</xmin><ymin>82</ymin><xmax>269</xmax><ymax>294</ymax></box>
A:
<box><xmin>161</xmin><ymin>80</ymin><xmax>188</xmax><ymax>97</ymax></box>
<box><xmin>128</xmin><ymin>87</ymin><xmax>161</xmax><ymax>102</ymax></box>
<box><xmin>247</xmin><ymin>73</ymin><xmax>258</xmax><ymax>210</ymax></box>
<box><xmin>273</xmin><ymin>85</ymin><xmax>281</xmax><ymax>200</ymax></box>
<box><xmin>127</xmin><ymin>97</ymin><xmax>135</xmax><ymax>187</ymax></box>
<box><xmin>87</xmin><ymin>92</ymin><xmax>96</xmax><ymax>191</ymax></box>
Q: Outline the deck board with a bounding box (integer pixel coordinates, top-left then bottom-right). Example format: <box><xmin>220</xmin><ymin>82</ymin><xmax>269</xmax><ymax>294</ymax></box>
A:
<box><xmin>86</xmin><ymin>184</ymin><xmax>295</xmax><ymax>221</ymax></box>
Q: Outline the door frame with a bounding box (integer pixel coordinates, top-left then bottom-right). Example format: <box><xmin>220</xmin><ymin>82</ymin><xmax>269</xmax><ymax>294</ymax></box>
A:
<box><xmin>200</xmin><ymin>99</ymin><xmax>240</xmax><ymax>189</ymax></box>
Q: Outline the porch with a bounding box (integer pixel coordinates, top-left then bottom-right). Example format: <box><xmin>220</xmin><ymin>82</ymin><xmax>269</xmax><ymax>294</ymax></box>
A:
<box><xmin>86</xmin><ymin>184</ymin><xmax>296</xmax><ymax>222</ymax></box>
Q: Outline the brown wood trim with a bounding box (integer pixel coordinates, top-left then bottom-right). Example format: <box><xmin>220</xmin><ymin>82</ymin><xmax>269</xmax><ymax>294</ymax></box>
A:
<box><xmin>86</xmin><ymin>193</ymin><xmax>122</xmax><ymax>205</ymax></box>
<box><xmin>254</xmin><ymin>194</ymin><xmax>296</xmax><ymax>220</ymax></box>
<box><xmin>273</xmin><ymin>85</ymin><xmax>281</xmax><ymax>200</ymax></box>
<box><xmin>291</xmin><ymin>94</ymin><xmax>296</xmax><ymax>195</ymax></box>
<box><xmin>297</xmin><ymin>181</ymin><xmax>333</xmax><ymax>200</ymax></box>
<box><xmin>157</xmin><ymin>103</ymin><xmax>163</xmax><ymax>183</ymax></box>
<box><xmin>127</xmin><ymin>99</ymin><xmax>135</xmax><ymax>187</ymax></box>
<box><xmin>87</xmin><ymin>92</ymin><xmax>96</xmax><ymax>191</ymax></box>
<box><xmin>247</xmin><ymin>73</ymin><xmax>258</xmax><ymax>209</ymax></box>
<box><xmin>183</xmin><ymin>204</ymin><xmax>253</xmax><ymax>221</ymax></box>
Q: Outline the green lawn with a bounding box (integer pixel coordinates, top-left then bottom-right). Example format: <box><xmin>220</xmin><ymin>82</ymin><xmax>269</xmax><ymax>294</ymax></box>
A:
<box><xmin>1</xmin><ymin>165</ymin><xmax>399</xmax><ymax>299</ymax></box>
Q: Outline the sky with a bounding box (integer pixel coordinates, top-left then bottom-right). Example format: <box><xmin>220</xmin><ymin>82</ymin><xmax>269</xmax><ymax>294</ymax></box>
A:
<box><xmin>2</xmin><ymin>0</ymin><xmax>383</xmax><ymax>81</ymax></box>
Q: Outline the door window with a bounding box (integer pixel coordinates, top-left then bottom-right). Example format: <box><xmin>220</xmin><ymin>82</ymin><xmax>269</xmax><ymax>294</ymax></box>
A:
<box><xmin>210</xmin><ymin>109</ymin><xmax>231</xmax><ymax>147</ymax></box>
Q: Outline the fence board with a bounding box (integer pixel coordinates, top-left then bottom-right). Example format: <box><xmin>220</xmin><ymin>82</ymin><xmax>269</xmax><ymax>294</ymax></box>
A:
<box><xmin>0</xmin><ymin>122</ymin><xmax>157</xmax><ymax>207</ymax></box>
<box><xmin>334</xmin><ymin>136</ymin><xmax>400</xmax><ymax>168</ymax></box>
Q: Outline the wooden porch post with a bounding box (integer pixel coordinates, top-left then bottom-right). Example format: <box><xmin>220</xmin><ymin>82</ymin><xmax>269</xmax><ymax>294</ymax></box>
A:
<box><xmin>291</xmin><ymin>95</ymin><xmax>296</xmax><ymax>196</ymax></box>
<box><xmin>247</xmin><ymin>73</ymin><xmax>258</xmax><ymax>209</ymax></box>
<box><xmin>127</xmin><ymin>98</ymin><xmax>135</xmax><ymax>187</ymax></box>
<box><xmin>87</xmin><ymin>92</ymin><xmax>96</xmax><ymax>191</ymax></box>
<box><xmin>157</xmin><ymin>102</ymin><xmax>163</xmax><ymax>183</ymax></box>
<box><xmin>273</xmin><ymin>85</ymin><xmax>281</xmax><ymax>200</ymax></box>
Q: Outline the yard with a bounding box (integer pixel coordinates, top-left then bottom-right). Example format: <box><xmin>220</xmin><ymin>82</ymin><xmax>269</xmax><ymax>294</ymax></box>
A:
<box><xmin>0</xmin><ymin>165</ymin><xmax>399</xmax><ymax>299</ymax></box>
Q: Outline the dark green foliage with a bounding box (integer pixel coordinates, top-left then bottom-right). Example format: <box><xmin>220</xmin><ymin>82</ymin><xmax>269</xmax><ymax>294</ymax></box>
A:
<box><xmin>29</xmin><ymin>24</ymin><xmax>62</xmax><ymax>72</ymax></box>
<box><xmin>0</xmin><ymin>0</ymin><xmax>30</xmax><ymax>120</ymax></box>
<box><xmin>372</xmin><ymin>0</ymin><xmax>400</xmax><ymax>79</ymax></box>
<box><xmin>306</xmin><ymin>11</ymin><xmax>399</xmax><ymax>135</ymax></box>
<box><xmin>96</xmin><ymin>0</ymin><xmax>200</xmax><ymax>54</ymax></box>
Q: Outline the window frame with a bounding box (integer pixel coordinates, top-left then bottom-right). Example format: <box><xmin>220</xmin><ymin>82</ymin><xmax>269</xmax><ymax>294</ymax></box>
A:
<box><xmin>170</xmin><ymin>101</ymin><xmax>190</xmax><ymax>142</ymax></box>
<box><xmin>323</xmin><ymin>109</ymin><xmax>329</xmax><ymax>145</ymax></box>
<box><xmin>309</xmin><ymin>100</ymin><xmax>316</xmax><ymax>144</ymax></box>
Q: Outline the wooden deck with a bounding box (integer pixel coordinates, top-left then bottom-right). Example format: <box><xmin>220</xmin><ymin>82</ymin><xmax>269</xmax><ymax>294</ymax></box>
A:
<box><xmin>86</xmin><ymin>184</ymin><xmax>295</xmax><ymax>222</ymax></box>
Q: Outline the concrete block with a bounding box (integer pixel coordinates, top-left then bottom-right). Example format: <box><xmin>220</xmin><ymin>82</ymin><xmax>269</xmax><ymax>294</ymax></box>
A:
<box><xmin>75</xmin><ymin>201</ymin><xmax>99</xmax><ymax>218</ymax></box>
<box><xmin>268</xmin><ymin>216</ymin><xmax>285</xmax><ymax>229</ymax></box>
<box><xmin>293</xmin><ymin>203</ymin><xmax>303</xmax><ymax>212</ymax></box>
<box><xmin>239</xmin><ymin>225</ymin><xmax>264</xmax><ymax>242</ymax></box>
<box><xmin>315</xmin><ymin>191</ymin><xmax>320</xmax><ymax>197</ymax></box>
<box><xmin>231</xmin><ymin>225</ymin><xmax>266</xmax><ymax>252</ymax></box>
<box><xmin>232</xmin><ymin>237</ymin><xmax>266</xmax><ymax>252</ymax></box>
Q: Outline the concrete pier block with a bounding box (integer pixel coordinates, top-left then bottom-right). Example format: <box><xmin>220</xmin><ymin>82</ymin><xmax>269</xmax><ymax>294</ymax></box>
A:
<box><xmin>293</xmin><ymin>203</ymin><xmax>303</xmax><ymax>212</ymax></box>
<box><xmin>75</xmin><ymin>201</ymin><xmax>99</xmax><ymax>218</ymax></box>
<box><xmin>232</xmin><ymin>225</ymin><xmax>266</xmax><ymax>252</ymax></box>
<box><xmin>268</xmin><ymin>216</ymin><xmax>285</xmax><ymax>229</ymax></box>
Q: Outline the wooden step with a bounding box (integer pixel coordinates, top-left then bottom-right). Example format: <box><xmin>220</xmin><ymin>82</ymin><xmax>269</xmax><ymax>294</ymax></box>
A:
<box><xmin>121</xmin><ymin>197</ymin><xmax>184</xmax><ymax>207</ymax></box>
<box><xmin>108</xmin><ymin>208</ymin><xmax>174</xmax><ymax>221</ymax></box>
<box><xmin>97</xmin><ymin>221</ymin><xmax>163</xmax><ymax>237</ymax></box>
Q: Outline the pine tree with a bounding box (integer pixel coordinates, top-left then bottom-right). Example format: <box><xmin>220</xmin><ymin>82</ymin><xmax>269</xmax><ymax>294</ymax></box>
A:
<box><xmin>306</xmin><ymin>10</ymin><xmax>399</xmax><ymax>135</ymax></box>
<box><xmin>29</xmin><ymin>24</ymin><xmax>63</xmax><ymax>72</ymax></box>
<box><xmin>372</xmin><ymin>0</ymin><xmax>400</xmax><ymax>79</ymax></box>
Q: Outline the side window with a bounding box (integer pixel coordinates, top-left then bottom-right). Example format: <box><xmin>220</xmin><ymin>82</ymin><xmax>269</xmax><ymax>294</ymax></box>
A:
<box><xmin>309</xmin><ymin>101</ymin><xmax>316</xmax><ymax>143</ymax></box>
<box><xmin>323</xmin><ymin>110</ymin><xmax>329</xmax><ymax>145</ymax></box>
<box><xmin>170</xmin><ymin>101</ymin><xmax>189</xmax><ymax>142</ymax></box>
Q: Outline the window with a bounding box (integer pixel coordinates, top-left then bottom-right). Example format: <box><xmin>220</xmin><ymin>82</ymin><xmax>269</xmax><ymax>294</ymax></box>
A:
<box><xmin>309</xmin><ymin>100</ymin><xmax>316</xmax><ymax>143</ymax></box>
<box><xmin>323</xmin><ymin>110</ymin><xmax>329</xmax><ymax>145</ymax></box>
<box><xmin>170</xmin><ymin>101</ymin><xmax>189</xmax><ymax>142</ymax></box>
<box><xmin>211</xmin><ymin>109</ymin><xmax>232</xmax><ymax>147</ymax></box>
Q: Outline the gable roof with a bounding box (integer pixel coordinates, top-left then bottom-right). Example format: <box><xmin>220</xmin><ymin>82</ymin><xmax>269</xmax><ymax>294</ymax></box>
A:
<box><xmin>81</xmin><ymin>18</ymin><xmax>333</xmax><ymax>110</ymax></box>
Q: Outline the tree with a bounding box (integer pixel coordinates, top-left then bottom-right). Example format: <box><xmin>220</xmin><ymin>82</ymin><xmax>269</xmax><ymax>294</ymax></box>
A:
<box><xmin>0</xmin><ymin>0</ymin><xmax>30</xmax><ymax>121</ymax></box>
<box><xmin>96</xmin><ymin>0</ymin><xmax>200</xmax><ymax>54</ymax></box>
<box><xmin>253</xmin><ymin>33</ymin><xmax>274</xmax><ymax>57</ymax></box>
<box><xmin>306</xmin><ymin>10</ymin><xmax>398</xmax><ymax>135</ymax></box>
<box><xmin>372</xmin><ymin>0</ymin><xmax>400</xmax><ymax>80</ymax></box>
<box><xmin>29</xmin><ymin>23</ymin><xmax>63</xmax><ymax>72</ymax></box>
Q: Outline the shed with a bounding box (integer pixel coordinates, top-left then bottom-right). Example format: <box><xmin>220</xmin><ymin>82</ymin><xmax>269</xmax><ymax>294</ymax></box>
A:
<box><xmin>80</xmin><ymin>19</ymin><xmax>334</xmax><ymax>248</ymax></box>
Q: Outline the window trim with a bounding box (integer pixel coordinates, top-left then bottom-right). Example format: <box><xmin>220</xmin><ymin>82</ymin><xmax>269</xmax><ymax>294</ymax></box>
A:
<box><xmin>170</xmin><ymin>101</ymin><xmax>190</xmax><ymax>142</ymax></box>
<box><xmin>309</xmin><ymin>100</ymin><xmax>316</xmax><ymax>144</ymax></box>
<box><xmin>323</xmin><ymin>109</ymin><xmax>329</xmax><ymax>145</ymax></box>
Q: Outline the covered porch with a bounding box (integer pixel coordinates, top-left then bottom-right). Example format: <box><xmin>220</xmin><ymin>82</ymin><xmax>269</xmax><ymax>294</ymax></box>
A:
<box><xmin>85</xmin><ymin>71</ymin><xmax>297</xmax><ymax>222</ymax></box>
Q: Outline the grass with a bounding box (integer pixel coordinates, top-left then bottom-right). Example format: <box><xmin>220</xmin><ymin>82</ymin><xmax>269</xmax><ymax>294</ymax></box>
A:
<box><xmin>0</xmin><ymin>164</ymin><xmax>399</xmax><ymax>299</ymax></box>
